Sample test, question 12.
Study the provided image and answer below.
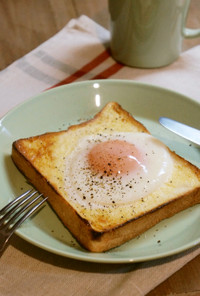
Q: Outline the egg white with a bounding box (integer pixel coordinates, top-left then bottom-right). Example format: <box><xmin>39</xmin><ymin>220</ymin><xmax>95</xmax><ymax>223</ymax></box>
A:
<box><xmin>64</xmin><ymin>133</ymin><xmax>173</xmax><ymax>209</ymax></box>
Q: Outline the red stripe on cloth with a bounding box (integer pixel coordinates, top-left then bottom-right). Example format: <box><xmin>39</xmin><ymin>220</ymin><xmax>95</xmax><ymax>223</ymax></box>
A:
<box><xmin>52</xmin><ymin>50</ymin><xmax>110</xmax><ymax>87</ymax></box>
<box><xmin>91</xmin><ymin>62</ymin><xmax>124</xmax><ymax>80</ymax></box>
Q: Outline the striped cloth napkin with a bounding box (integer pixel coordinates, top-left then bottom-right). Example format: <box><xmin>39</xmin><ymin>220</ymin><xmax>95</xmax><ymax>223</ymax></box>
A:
<box><xmin>1</xmin><ymin>15</ymin><xmax>200</xmax><ymax>119</ymax></box>
<box><xmin>1</xmin><ymin>15</ymin><xmax>200</xmax><ymax>296</ymax></box>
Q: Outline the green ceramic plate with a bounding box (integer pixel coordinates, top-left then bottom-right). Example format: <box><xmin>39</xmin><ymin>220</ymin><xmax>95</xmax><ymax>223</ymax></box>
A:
<box><xmin>0</xmin><ymin>80</ymin><xmax>200</xmax><ymax>263</ymax></box>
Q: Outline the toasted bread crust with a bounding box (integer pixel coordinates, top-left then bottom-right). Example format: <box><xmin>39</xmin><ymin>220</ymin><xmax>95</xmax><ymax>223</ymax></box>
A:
<box><xmin>12</xmin><ymin>102</ymin><xmax>200</xmax><ymax>252</ymax></box>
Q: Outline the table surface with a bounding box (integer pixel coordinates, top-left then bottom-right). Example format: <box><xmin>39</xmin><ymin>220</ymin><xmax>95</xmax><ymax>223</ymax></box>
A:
<box><xmin>1</xmin><ymin>1</ymin><xmax>200</xmax><ymax>295</ymax></box>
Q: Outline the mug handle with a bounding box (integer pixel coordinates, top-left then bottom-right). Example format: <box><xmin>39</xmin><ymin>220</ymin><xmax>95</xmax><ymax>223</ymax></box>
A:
<box><xmin>183</xmin><ymin>1</ymin><xmax>200</xmax><ymax>38</ymax></box>
<box><xmin>183</xmin><ymin>27</ymin><xmax>200</xmax><ymax>38</ymax></box>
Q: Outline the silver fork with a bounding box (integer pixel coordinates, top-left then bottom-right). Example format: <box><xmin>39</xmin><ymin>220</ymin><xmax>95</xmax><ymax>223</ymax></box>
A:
<box><xmin>0</xmin><ymin>189</ymin><xmax>47</xmax><ymax>252</ymax></box>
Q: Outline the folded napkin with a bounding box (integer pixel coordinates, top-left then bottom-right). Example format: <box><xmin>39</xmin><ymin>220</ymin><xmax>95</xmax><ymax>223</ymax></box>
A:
<box><xmin>1</xmin><ymin>15</ymin><xmax>200</xmax><ymax>296</ymax></box>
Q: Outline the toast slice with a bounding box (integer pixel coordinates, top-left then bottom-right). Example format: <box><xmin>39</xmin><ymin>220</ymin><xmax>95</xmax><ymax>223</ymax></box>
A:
<box><xmin>12</xmin><ymin>102</ymin><xmax>200</xmax><ymax>252</ymax></box>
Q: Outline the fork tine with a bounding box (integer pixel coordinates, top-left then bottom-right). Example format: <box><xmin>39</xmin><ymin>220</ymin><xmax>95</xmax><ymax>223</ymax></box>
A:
<box><xmin>0</xmin><ymin>189</ymin><xmax>37</xmax><ymax>226</ymax></box>
<box><xmin>0</xmin><ymin>193</ymin><xmax>45</xmax><ymax>231</ymax></box>
<box><xmin>0</xmin><ymin>189</ymin><xmax>48</xmax><ymax>252</ymax></box>
<box><xmin>9</xmin><ymin>196</ymin><xmax>48</xmax><ymax>234</ymax></box>
<box><xmin>0</xmin><ymin>189</ymin><xmax>33</xmax><ymax>216</ymax></box>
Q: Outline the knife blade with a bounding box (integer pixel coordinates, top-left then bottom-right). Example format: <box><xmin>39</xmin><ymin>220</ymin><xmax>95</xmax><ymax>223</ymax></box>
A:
<box><xmin>159</xmin><ymin>117</ymin><xmax>200</xmax><ymax>146</ymax></box>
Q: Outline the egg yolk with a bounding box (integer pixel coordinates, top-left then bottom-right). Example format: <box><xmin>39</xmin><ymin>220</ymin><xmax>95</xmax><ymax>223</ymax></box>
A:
<box><xmin>88</xmin><ymin>139</ymin><xmax>141</xmax><ymax>176</ymax></box>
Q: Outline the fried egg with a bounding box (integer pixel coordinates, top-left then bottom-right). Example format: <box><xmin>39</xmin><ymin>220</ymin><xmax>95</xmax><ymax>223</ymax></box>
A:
<box><xmin>64</xmin><ymin>132</ymin><xmax>173</xmax><ymax>209</ymax></box>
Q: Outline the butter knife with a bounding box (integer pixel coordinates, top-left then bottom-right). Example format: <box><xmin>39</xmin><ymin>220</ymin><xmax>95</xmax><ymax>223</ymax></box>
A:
<box><xmin>159</xmin><ymin>117</ymin><xmax>200</xmax><ymax>146</ymax></box>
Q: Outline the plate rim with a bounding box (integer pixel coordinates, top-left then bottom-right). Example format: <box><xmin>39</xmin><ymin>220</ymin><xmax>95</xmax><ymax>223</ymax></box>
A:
<box><xmin>1</xmin><ymin>79</ymin><xmax>200</xmax><ymax>123</ymax></box>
